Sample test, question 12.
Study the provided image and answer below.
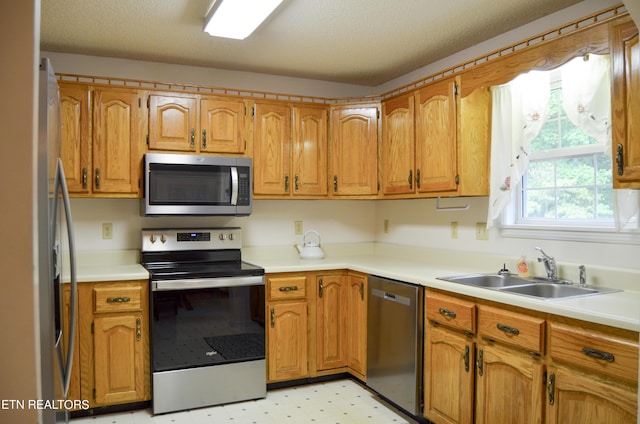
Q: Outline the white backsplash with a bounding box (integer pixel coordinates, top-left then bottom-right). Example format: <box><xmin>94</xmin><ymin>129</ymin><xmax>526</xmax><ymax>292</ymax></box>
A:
<box><xmin>68</xmin><ymin>196</ymin><xmax>639</xmax><ymax>272</ymax></box>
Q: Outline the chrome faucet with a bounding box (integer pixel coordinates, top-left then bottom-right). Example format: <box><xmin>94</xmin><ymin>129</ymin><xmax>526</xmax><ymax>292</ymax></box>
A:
<box><xmin>579</xmin><ymin>265</ymin><xmax>587</xmax><ymax>287</ymax></box>
<box><xmin>535</xmin><ymin>247</ymin><xmax>557</xmax><ymax>280</ymax></box>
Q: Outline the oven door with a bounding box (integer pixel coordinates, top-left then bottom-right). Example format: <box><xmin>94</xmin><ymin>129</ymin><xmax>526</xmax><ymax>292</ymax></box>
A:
<box><xmin>150</xmin><ymin>276</ymin><xmax>265</xmax><ymax>373</ymax></box>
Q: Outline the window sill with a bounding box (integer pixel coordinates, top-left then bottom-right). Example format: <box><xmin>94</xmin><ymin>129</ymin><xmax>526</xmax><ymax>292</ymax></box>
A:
<box><xmin>499</xmin><ymin>225</ymin><xmax>640</xmax><ymax>245</ymax></box>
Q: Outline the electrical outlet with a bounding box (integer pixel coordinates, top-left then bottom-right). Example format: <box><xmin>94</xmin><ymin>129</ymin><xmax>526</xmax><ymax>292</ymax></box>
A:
<box><xmin>102</xmin><ymin>223</ymin><xmax>113</xmax><ymax>240</ymax></box>
<box><xmin>450</xmin><ymin>221</ymin><xmax>459</xmax><ymax>239</ymax></box>
<box><xmin>475</xmin><ymin>222</ymin><xmax>489</xmax><ymax>240</ymax></box>
<box><xmin>294</xmin><ymin>220</ymin><xmax>303</xmax><ymax>235</ymax></box>
<box><xmin>383</xmin><ymin>219</ymin><xmax>389</xmax><ymax>233</ymax></box>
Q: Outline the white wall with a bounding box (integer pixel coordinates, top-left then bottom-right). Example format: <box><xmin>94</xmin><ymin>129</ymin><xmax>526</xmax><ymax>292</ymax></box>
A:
<box><xmin>0</xmin><ymin>1</ymin><xmax>41</xmax><ymax>423</ymax></box>
<box><xmin>69</xmin><ymin>198</ymin><xmax>375</xmax><ymax>251</ymax></box>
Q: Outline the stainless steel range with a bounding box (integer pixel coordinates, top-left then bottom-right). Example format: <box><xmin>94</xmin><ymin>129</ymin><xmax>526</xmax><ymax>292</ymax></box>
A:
<box><xmin>141</xmin><ymin>227</ymin><xmax>266</xmax><ymax>415</ymax></box>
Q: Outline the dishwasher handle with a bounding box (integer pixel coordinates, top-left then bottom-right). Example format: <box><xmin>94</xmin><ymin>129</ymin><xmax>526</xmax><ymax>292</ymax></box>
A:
<box><xmin>371</xmin><ymin>288</ymin><xmax>412</xmax><ymax>306</ymax></box>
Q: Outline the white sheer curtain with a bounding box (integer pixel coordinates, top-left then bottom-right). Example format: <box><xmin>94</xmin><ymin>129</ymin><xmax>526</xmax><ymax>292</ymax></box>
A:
<box><xmin>561</xmin><ymin>54</ymin><xmax>639</xmax><ymax>230</ymax></box>
<box><xmin>487</xmin><ymin>71</ymin><xmax>551</xmax><ymax>227</ymax></box>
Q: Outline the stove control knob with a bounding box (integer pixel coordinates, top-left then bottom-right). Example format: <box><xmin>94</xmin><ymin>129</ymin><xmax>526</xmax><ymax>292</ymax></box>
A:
<box><xmin>149</xmin><ymin>234</ymin><xmax>156</xmax><ymax>243</ymax></box>
<box><xmin>219</xmin><ymin>233</ymin><xmax>226</xmax><ymax>241</ymax></box>
<box><xmin>160</xmin><ymin>234</ymin><xmax>167</xmax><ymax>243</ymax></box>
<box><xmin>228</xmin><ymin>233</ymin><xmax>234</xmax><ymax>241</ymax></box>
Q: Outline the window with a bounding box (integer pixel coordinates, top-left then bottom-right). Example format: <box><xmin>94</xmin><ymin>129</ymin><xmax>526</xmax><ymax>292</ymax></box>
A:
<box><xmin>517</xmin><ymin>70</ymin><xmax>614</xmax><ymax>227</ymax></box>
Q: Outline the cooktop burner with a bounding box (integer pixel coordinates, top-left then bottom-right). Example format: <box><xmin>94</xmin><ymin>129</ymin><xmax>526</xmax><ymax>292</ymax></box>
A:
<box><xmin>140</xmin><ymin>227</ymin><xmax>264</xmax><ymax>281</ymax></box>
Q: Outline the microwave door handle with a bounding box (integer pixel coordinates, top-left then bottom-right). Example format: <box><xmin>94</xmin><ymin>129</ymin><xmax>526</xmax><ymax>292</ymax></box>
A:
<box><xmin>230</xmin><ymin>166</ymin><xmax>239</xmax><ymax>205</ymax></box>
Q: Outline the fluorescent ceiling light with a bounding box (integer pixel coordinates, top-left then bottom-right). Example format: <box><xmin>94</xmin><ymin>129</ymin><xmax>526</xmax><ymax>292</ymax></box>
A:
<box><xmin>204</xmin><ymin>0</ymin><xmax>283</xmax><ymax>40</ymax></box>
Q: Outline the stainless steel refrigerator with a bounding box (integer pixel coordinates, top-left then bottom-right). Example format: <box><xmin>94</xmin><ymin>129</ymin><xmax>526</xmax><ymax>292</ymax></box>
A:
<box><xmin>37</xmin><ymin>57</ymin><xmax>78</xmax><ymax>424</ymax></box>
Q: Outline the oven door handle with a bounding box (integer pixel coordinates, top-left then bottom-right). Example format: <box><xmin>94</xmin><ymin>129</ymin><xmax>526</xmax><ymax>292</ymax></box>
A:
<box><xmin>152</xmin><ymin>275</ymin><xmax>264</xmax><ymax>291</ymax></box>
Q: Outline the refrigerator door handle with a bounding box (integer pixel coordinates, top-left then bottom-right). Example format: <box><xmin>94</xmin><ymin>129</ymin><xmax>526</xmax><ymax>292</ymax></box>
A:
<box><xmin>53</xmin><ymin>159</ymin><xmax>78</xmax><ymax>398</ymax></box>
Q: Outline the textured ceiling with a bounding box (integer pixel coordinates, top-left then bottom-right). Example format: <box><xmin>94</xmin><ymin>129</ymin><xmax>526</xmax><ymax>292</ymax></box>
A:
<box><xmin>40</xmin><ymin>0</ymin><xmax>584</xmax><ymax>86</ymax></box>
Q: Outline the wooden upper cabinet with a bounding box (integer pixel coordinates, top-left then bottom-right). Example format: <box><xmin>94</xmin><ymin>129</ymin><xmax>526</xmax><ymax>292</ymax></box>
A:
<box><xmin>415</xmin><ymin>77</ymin><xmax>458</xmax><ymax>193</ymax></box>
<box><xmin>292</xmin><ymin>106</ymin><xmax>328</xmax><ymax>196</ymax></box>
<box><xmin>330</xmin><ymin>104</ymin><xmax>379</xmax><ymax>196</ymax></box>
<box><xmin>59</xmin><ymin>84</ymin><xmax>91</xmax><ymax>193</ymax></box>
<box><xmin>93</xmin><ymin>88</ymin><xmax>142</xmax><ymax>195</ymax></box>
<box><xmin>148</xmin><ymin>94</ymin><xmax>198</xmax><ymax>152</ymax></box>
<box><xmin>381</xmin><ymin>93</ymin><xmax>415</xmax><ymax>195</ymax></box>
<box><xmin>253</xmin><ymin>102</ymin><xmax>292</xmax><ymax>195</ymax></box>
<box><xmin>200</xmin><ymin>98</ymin><xmax>246</xmax><ymax>154</ymax></box>
<box><xmin>611</xmin><ymin>17</ymin><xmax>640</xmax><ymax>188</ymax></box>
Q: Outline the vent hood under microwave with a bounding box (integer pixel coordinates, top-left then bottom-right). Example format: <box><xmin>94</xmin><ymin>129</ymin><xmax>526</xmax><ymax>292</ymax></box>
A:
<box><xmin>142</xmin><ymin>153</ymin><xmax>252</xmax><ymax>216</ymax></box>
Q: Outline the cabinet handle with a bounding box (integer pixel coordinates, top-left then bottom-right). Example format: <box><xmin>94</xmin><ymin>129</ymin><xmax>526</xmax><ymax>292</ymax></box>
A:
<box><xmin>294</xmin><ymin>174</ymin><xmax>299</xmax><ymax>192</ymax></box>
<box><xmin>106</xmin><ymin>296</ymin><xmax>131</xmax><ymax>303</ymax></box>
<box><xmin>438</xmin><ymin>307</ymin><xmax>457</xmax><ymax>318</ymax></box>
<box><xmin>333</xmin><ymin>175</ymin><xmax>338</xmax><ymax>192</ymax></box>
<box><xmin>408</xmin><ymin>169</ymin><xmax>413</xmax><ymax>190</ymax></box>
<box><xmin>95</xmin><ymin>168</ymin><xmax>100</xmax><ymax>189</ymax></box>
<box><xmin>496</xmin><ymin>323</ymin><xmax>520</xmax><ymax>335</ymax></box>
<box><xmin>202</xmin><ymin>129</ymin><xmax>207</xmax><ymax>149</ymax></box>
<box><xmin>416</xmin><ymin>169</ymin><xmax>421</xmax><ymax>189</ymax></box>
<box><xmin>477</xmin><ymin>348</ymin><xmax>483</xmax><ymax>376</ymax></box>
<box><xmin>360</xmin><ymin>281</ymin><xmax>364</xmax><ymax>301</ymax></box>
<box><xmin>190</xmin><ymin>128</ymin><xmax>195</xmax><ymax>148</ymax></box>
<box><xmin>270</xmin><ymin>307</ymin><xmax>275</xmax><ymax>328</ymax></box>
<box><xmin>136</xmin><ymin>318</ymin><xmax>141</xmax><ymax>341</ymax></box>
<box><xmin>464</xmin><ymin>345</ymin><xmax>470</xmax><ymax>372</ymax></box>
<box><xmin>319</xmin><ymin>279</ymin><xmax>323</xmax><ymax>298</ymax></box>
<box><xmin>278</xmin><ymin>286</ymin><xmax>298</xmax><ymax>292</ymax></box>
<box><xmin>582</xmin><ymin>347</ymin><xmax>615</xmax><ymax>362</ymax></box>
<box><xmin>284</xmin><ymin>174</ymin><xmax>289</xmax><ymax>192</ymax></box>
<box><xmin>82</xmin><ymin>168</ymin><xmax>88</xmax><ymax>189</ymax></box>
<box><xmin>616</xmin><ymin>144</ymin><xmax>624</xmax><ymax>176</ymax></box>
<box><xmin>547</xmin><ymin>372</ymin><xmax>555</xmax><ymax>405</ymax></box>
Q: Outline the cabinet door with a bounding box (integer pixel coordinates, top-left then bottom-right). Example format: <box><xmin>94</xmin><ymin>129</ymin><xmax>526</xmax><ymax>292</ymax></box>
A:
<box><xmin>316</xmin><ymin>274</ymin><xmax>347</xmax><ymax>370</ymax></box>
<box><xmin>93</xmin><ymin>313</ymin><xmax>145</xmax><ymax>405</ymax></box>
<box><xmin>415</xmin><ymin>78</ymin><xmax>458</xmax><ymax>193</ymax></box>
<box><xmin>347</xmin><ymin>274</ymin><xmax>367</xmax><ymax>377</ymax></box>
<box><xmin>148</xmin><ymin>94</ymin><xmax>198</xmax><ymax>152</ymax></box>
<box><xmin>292</xmin><ymin>106</ymin><xmax>328</xmax><ymax>196</ymax></box>
<box><xmin>381</xmin><ymin>93</ymin><xmax>415</xmax><ymax>195</ymax></box>
<box><xmin>424</xmin><ymin>324</ymin><xmax>474</xmax><ymax>424</ymax></box>
<box><xmin>611</xmin><ymin>17</ymin><xmax>640</xmax><ymax>188</ymax></box>
<box><xmin>93</xmin><ymin>89</ymin><xmax>142</xmax><ymax>195</ymax></box>
<box><xmin>330</xmin><ymin>105</ymin><xmax>378</xmax><ymax>196</ymax></box>
<box><xmin>267</xmin><ymin>302</ymin><xmax>308</xmax><ymax>382</ymax></box>
<box><xmin>59</xmin><ymin>84</ymin><xmax>91</xmax><ymax>193</ymax></box>
<box><xmin>546</xmin><ymin>366</ymin><xmax>637</xmax><ymax>424</ymax></box>
<box><xmin>201</xmin><ymin>98</ymin><xmax>246</xmax><ymax>153</ymax></box>
<box><xmin>253</xmin><ymin>102</ymin><xmax>291</xmax><ymax>195</ymax></box>
<box><xmin>62</xmin><ymin>287</ymin><xmax>81</xmax><ymax>406</ymax></box>
<box><xmin>475</xmin><ymin>343</ymin><xmax>544</xmax><ymax>424</ymax></box>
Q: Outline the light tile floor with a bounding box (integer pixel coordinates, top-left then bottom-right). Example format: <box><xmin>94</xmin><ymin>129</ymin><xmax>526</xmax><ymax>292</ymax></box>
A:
<box><xmin>71</xmin><ymin>379</ymin><xmax>419</xmax><ymax>424</ymax></box>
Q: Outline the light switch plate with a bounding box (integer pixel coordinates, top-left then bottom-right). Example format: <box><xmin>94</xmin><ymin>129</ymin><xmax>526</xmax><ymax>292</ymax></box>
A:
<box><xmin>102</xmin><ymin>223</ymin><xmax>113</xmax><ymax>240</ymax></box>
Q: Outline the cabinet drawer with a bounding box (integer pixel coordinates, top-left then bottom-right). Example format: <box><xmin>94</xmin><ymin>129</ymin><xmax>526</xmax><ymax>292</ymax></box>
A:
<box><xmin>267</xmin><ymin>276</ymin><xmax>307</xmax><ymax>301</ymax></box>
<box><xmin>426</xmin><ymin>291</ymin><xmax>476</xmax><ymax>334</ymax></box>
<box><xmin>478</xmin><ymin>305</ymin><xmax>545</xmax><ymax>354</ymax></box>
<box><xmin>549</xmin><ymin>322</ymin><xmax>639</xmax><ymax>384</ymax></box>
<box><xmin>93</xmin><ymin>285</ymin><xmax>143</xmax><ymax>313</ymax></box>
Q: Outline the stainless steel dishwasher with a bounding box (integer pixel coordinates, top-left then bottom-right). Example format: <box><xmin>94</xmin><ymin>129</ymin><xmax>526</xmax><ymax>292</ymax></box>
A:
<box><xmin>367</xmin><ymin>275</ymin><xmax>423</xmax><ymax>416</ymax></box>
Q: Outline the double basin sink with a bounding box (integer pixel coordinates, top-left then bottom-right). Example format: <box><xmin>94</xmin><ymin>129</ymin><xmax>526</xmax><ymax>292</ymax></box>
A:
<box><xmin>437</xmin><ymin>273</ymin><xmax>620</xmax><ymax>300</ymax></box>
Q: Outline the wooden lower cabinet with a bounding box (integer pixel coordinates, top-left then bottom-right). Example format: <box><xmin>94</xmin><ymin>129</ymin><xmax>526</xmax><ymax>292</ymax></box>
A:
<box><xmin>64</xmin><ymin>280</ymin><xmax>150</xmax><ymax>409</ymax></box>
<box><xmin>266</xmin><ymin>271</ymin><xmax>368</xmax><ymax>383</ymax></box>
<box><xmin>346</xmin><ymin>272</ymin><xmax>367</xmax><ymax>378</ymax></box>
<box><xmin>316</xmin><ymin>273</ymin><xmax>348</xmax><ymax>370</ymax></box>
<box><xmin>424</xmin><ymin>324</ymin><xmax>474</xmax><ymax>424</ymax></box>
<box><xmin>267</xmin><ymin>301</ymin><xmax>309</xmax><ymax>381</ymax></box>
<box><xmin>424</xmin><ymin>288</ymin><xmax>638</xmax><ymax>424</ymax></box>
<box><xmin>266</xmin><ymin>273</ymin><xmax>309</xmax><ymax>382</ymax></box>
<box><xmin>547</xmin><ymin>366</ymin><xmax>637</xmax><ymax>423</ymax></box>
<box><xmin>475</xmin><ymin>342</ymin><xmax>545</xmax><ymax>424</ymax></box>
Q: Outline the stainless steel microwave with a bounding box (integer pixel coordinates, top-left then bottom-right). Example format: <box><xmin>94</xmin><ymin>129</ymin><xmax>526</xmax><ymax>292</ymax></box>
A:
<box><xmin>142</xmin><ymin>153</ymin><xmax>252</xmax><ymax>216</ymax></box>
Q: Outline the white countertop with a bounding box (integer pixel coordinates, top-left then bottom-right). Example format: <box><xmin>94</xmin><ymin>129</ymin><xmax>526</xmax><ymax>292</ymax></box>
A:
<box><xmin>65</xmin><ymin>244</ymin><xmax>640</xmax><ymax>332</ymax></box>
